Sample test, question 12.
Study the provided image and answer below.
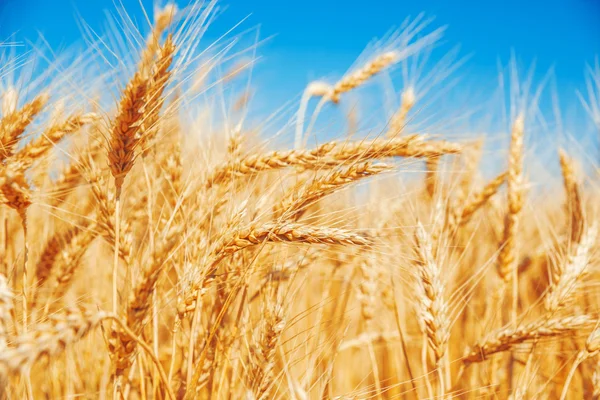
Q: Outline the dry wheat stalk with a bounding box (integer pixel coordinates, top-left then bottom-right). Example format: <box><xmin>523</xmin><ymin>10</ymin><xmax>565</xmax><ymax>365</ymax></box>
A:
<box><xmin>338</xmin><ymin>331</ymin><xmax>401</xmax><ymax>352</ymax></box>
<box><xmin>0</xmin><ymin>274</ymin><xmax>12</xmax><ymax>351</ymax></box>
<box><xmin>560</xmin><ymin>323</ymin><xmax>600</xmax><ymax>400</ymax></box>
<box><xmin>0</xmin><ymin>166</ymin><xmax>32</xmax><ymax>330</ymax></box>
<box><xmin>110</xmin><ymin>229</ymin><xmax>179</xmax><ymax>379</ymax></box>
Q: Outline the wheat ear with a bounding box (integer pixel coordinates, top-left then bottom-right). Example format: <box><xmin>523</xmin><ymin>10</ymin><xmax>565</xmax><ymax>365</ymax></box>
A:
<box><xmin>464</xmin><ymin>315</ymin><xmax>593</xmax><ymax>365</ymax></box>
<box><xmin>0</xmin><ymin>306</ymin><xmax>107</xmax><ymax>372</ymax></box>
<box><xmin>545</xmin><ymin>223</ymin><xmax>597</xmax><ymax>312</ymax></box>
<box><xmin>276</xmin><ymin>162</ymin><xmax>391</xmax><ymax>221</ymax></box>
<box><xmin>498</xmin><ymin>115</ymin><xmax>525</xmax><ymax>282</ymax></box>
<box><xmin>446</xmin><ymin>171</ymin><xmax>508</xmax><ymax>232</ymax></box>
<box><xmin>0</xmin><ymin>93</ymin><xmax>49</xmax><ymax>162</ymax></box>
<box><xmin>415</xmin><ymin>222</ymin><xmax>450</xmax><ymax>395</ymax></box>
<box><xmin>387</xmin><ymin>87</ymin><xmax>416</xmax><ymax>137</ymax></box>
<box><xmin>179</xmin><ymin>223</ymin><xmax>372</xmax><ymax>315</ymax></box>
<box><xmin>558</xmin><ymin>149</ymin><xmax>584</xmax><ymax>245</ymax></box>
<box><xmin>12</xmin><ymin>113</ymin><xmax>98</xmax><ymax>170</ymax></box>
<box><xmin>208</xmin><ymin>135</ymin><xmax>461</xmax><ymax>187</ymax></box>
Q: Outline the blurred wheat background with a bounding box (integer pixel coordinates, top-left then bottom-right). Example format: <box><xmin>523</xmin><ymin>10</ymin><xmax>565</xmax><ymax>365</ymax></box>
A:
<box><xmin>1</xmin><ymin>0</ymin><xmax>600</xmax><ymax>398</ymax></box>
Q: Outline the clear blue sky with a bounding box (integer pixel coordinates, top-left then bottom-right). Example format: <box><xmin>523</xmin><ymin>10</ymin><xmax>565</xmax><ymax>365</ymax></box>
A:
<box><xmin>1</xmin><ymin>0</ymin><xmax>599</xmax><ymax>117</ymax></box>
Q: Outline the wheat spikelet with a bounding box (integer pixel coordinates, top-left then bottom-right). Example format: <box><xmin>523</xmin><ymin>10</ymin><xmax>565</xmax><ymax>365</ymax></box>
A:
<box><xmin>330</xmin><ymin>136</ymin><xmax>461</xmax><ymax>162</ymax></box>
<box><xmin>223</xmin><ymin>58</ymin><xmax>254</xmax><ymax>82</ymax></box>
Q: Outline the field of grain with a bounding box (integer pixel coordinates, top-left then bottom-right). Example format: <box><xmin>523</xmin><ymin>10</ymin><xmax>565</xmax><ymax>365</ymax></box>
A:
<box><xmin>1</xmin><ymin>1</ymin><xmax>599</xmax><ymax>399</ymax></box>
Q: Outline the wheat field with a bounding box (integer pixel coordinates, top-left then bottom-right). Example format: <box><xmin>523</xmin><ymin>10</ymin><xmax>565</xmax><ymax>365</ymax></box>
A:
<box><xmin>1</xmin><ymin>1</ymin><xmax>599</xmax><ymax>399</ymax></box>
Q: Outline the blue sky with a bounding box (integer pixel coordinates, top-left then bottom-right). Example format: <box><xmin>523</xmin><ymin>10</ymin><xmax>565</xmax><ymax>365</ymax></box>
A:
<box><xmin>1</xmin><ymin>0</ymin><xmax>599</xmax><ymax>129</ymax></box>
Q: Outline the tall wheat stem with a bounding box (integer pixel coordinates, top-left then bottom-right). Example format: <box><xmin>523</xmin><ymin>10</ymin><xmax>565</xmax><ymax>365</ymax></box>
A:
<box><xmin>560</xmin><ymin>352</ymin><xmax>585</xmax><ymax>400</ymax></box>
<box><xmin>20</xmin><ymin>210</ymin><xmax>27</xmax><ymax>333</ymax></box>
<box><xmin>112</xmin><ymin>194</ymin><xmax>121</xmax><ymax>318</ymax></box>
